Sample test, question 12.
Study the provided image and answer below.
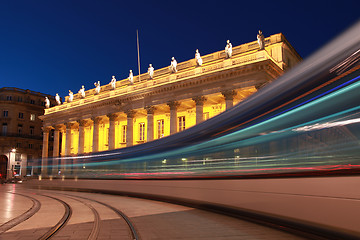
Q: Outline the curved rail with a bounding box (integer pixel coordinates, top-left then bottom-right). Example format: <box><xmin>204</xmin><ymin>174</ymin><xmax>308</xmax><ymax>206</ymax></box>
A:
<box><xmin>38</xmin><ymin>194</ymin><xmax>72</xmax><ymax>240</ymax></box>
<box><xmin>57</xmin><ymin>194</ymin><xmax>100</xmax><ymax>240</ymax></box>
<box><xmin>62</xmin><ymin>193</ymin><xmax>139</xmax><ymax>240</ymax></box>
<box><xmin>0</xmin><ymin>192</ymin><xmax>41</xmax><ymax>234</ymax></box>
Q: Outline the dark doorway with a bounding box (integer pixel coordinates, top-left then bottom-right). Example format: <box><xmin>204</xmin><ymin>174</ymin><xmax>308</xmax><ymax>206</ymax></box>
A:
<box><xmin>0</xmin><ymin>155</ymin><xmax>8</xmax><ymax>181</ymax></box>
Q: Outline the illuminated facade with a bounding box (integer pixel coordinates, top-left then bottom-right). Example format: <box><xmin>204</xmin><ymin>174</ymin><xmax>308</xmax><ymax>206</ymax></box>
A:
<box><xmin>40</xmin><ymin>33</ymin><xmax>301</xmax><ymax>175</ymax></box>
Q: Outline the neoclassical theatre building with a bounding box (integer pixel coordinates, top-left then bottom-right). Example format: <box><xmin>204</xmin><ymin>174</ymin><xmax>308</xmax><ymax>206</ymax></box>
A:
<box><xmin>40</xmin><ymin>33</ymin><xmax>301</xmax><ymax>171</ymax></box>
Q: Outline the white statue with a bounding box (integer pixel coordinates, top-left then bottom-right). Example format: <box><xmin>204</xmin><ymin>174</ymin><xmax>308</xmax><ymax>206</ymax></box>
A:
<box><xmin>94</xmin><ymin>81</ymin><xmax>101</xmax><ymax>94</ymax></box>
<box><xmin>110</xmin><ymin>75</ymin><xmax>116</xmax><ymax>90</ymax></box>
<box><xmin>79</xmin><ymin>85</ymin><xmax>85</xmax><ymax>98</ymax></box>
<box><xmin>128</xmin><ymin>70</ymin><xmax>134</xmax><ymax>84</ymax></box>
<box><xmin>55</xmin><ymin>93</ymin><xmax>61</xmax><ymax>105</ymax></box>
<box><xmin>225</xmin><ymin>40</ymin><xmax>232</xmax><ymax>58</ymax></box>
<box><xmin>45</xmin><ymin>97</ymin><xmax>50</xmax><ymax>109</ymax></box>
<box><xmin>169</xmin><ymin>57</ymin><xmax>177</xmax><ymax>73</ymax></box>
<box><xmin>195</xmin><ymin>49</ymin><xmax>203</xmax><ymax>66</ymax></box>
<box><xmin>68</xmin><ymin>90</ymin><xmax>74</xmax><ymax>102</ymax></box>
<box><xmin>148</xmin><ymin>64</ymin><xmax>154</xmax><ymax>79</ymax></box>
<box><xmin>257</xmin><ymin>30</ymin><xmax>265</xmax><ymax>50</ymax></box>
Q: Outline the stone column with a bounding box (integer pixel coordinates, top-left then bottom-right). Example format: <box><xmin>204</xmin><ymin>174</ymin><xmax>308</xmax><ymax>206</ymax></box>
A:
<box><xmin>192</xmin><ymin>96</ymin><xmax>207</xmax><ymax>124</ymax></box>
<box><xmin>60</xmin><ymin>129</ymin><xmax>66</xmax><ymax>171</ymax></box>
<box><xmin>41</xmin><ymin>126</ymin><xmax>51</xmax><ymax>176</ymax></box>
<box><xmin>78</xmin><ymin>120</ymin><xmax>87</xmax><ymax>154</ymax></box>
<box><xmin>52</xmin><ymin>125</ymin><xmax>62</xmax><ymax>175</ymax></box>
<box><xmin>53</xmin><ymin>125</ymin><xmax>62</xmax><ymax>157</ymax></box>
<box><xmin>92</xmin><ymin>117</ymin><xmax>102</xmax><ymax>152</ymax></box>
<box><xmin>146</xmin><ymin>106</ymin><xmax>156</xmax><ymax>142</ymax></box>
<box><xmin>107</xmin><ymin>113</ymin><xmax>118</xmax><ymax>150</ymax></box>
<box><xmin>125</xmin><ymin>110</ymin><xmax>136</xmax><ymax>147</ymax></box>
<box><xmin>167</xmin><ymin>101</ymin><xmax>180</xmax><ymax>134</ymax></box>
<box><xmin>65</xmin><ymin>122</ymin><xmax>73</xmax><ymax>156</ymax></box>
<box><xmin>222</xmin><ymin>90</ymin><xmax>237</xmax><ymax>110</ymax></box>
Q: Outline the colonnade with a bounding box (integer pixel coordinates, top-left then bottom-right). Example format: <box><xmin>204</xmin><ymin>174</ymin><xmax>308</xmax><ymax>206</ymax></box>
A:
<box><xmin>42</xmin><ymin>91</ymin><xmax>237</xmax><ymax>162</ymax></box>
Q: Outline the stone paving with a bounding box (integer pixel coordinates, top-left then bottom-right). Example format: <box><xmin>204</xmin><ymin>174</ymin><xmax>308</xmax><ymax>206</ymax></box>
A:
<box><xmin>0</xmin><ymin>183</ymin><xmax>306</xmax><ymax>239</ymax></box>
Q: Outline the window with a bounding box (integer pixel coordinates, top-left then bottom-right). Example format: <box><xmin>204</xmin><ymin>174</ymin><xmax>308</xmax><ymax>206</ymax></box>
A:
<box><xmin>30</xmin><ymin>99</ymin><xmax>35</xmax><ymax>104</ymax></box>
<box><xmin>29</xmin><ymin>143</ymin><xmax>33</xmax><ymax>149</ymax></box>
<box><xmin>178</xmin><ymin>116</ymin><xmax>185</xmax><ymax>131</ymax></box>
<box><xmin>121</xmin><ymin>125</ymin><xmax>127</xmax><ymax>143</ymax></box>
<box><xmin>15</xmin><ymin>153</ymin><xmax>21</xmax><ymax>161</ymax></box>
<box><xmin>18</xmin><ymin>124</ymin><xmax>23</xmax><ymax>134</ymax></box>
<box><xmin>18</xmin><ymin>112</ymin><xmax>24</xmax><ymax>119</ymax></box>
<box><xmin>18</xmin><ymin>96</ymin><xmax>22</xmax><ymax>102</ymax></box>
<box><xmin>6</xmin><ymin>96</ymin><xmax>12</xmax><ymax>101</ymax></box>
<box><xmin>139</xmin><ymin>122</ymin><xmax>145</xmax><ymax>141</ymax></box>
<box><xmin>30</xmin><ymin>114</ymin><xmax>36</xmax><ymax>121</ymax></box>
<box><xmin>16</xmin><ymin>142</ymin><xmax>21</xmax><ymax>148</ymax></box>
<box><xmin>203</xmin><ymin>112</ymin><xmax>209</xmax><ymax>121</ymax></box>
<box><xmin>3</xmin><ymin>110</ymin><xmax>8</xmax><ymax>117</ymax></box>
<box><xmin>2</xmin><ymin>123</ymin><xmax>7</xmax><ymax>136</ymax></box>
<box><xmin>157</xmin><ymin>119</ymin><xmax>164</xmax><ymax>138</ymax></box>
<box><xmin>30</xmin><ymin>126</ymin><xmax>34</xmax><ymax>135</ymax></box>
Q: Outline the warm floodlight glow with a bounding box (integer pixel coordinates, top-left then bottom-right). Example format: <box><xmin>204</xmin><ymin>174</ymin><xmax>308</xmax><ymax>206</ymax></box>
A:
<box><xmin>11</xmin><ymin>148</ymin><xmax>16</xmax><ymax>153</ymax></box>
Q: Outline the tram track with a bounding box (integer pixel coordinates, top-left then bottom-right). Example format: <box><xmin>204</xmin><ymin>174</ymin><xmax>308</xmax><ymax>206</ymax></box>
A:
<box><xmin>0</xmin><ymin>189</ymin><xmax>139</xmax><ymax>240</ymax></box>
<box><xmin>56</xmin><ymin>192</ymin><xmax>139</xmax><ymax>240</ymax></box>
<box><xmin>60</xmin><ymin>194</ymin><xmax>101</xmax><ymax>240</ymax></box>
<box><xmin>37</xmin><ymin>194</ymin><xmax>72</xmax><ymax>240</ymax></box>
<box><xmin>0</xmin><ymin>192</ymin><xmax>41</xmax><ymax>234</ymax></box>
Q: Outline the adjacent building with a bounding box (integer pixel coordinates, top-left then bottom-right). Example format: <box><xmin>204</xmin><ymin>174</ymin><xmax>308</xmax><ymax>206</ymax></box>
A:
<box><xmin>0</xmin><ymin>87</ymin><xmax>55</xmax><ymax>180</ymax></box>
<box><xmin>40</xmin><ymin>33</ymin><xmax>301</xmax><ymax>175</ymax></box>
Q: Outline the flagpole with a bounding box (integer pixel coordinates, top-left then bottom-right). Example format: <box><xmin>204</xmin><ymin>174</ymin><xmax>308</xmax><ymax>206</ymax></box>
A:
<box><xmin>136</xmin><ymin>29</ymin><xmax>141</xmax><ymax>82</ymax></box>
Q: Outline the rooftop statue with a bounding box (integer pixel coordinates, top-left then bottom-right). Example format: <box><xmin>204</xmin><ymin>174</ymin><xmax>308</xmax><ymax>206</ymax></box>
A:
<box><xmin>94</xmin><ymin>81</ymin><xmax>101</xmax><ymax>94</ymax></box>
<box><xmin>68</xmin><ymin>90</ymin><xmax>74</xmax><ymax>102</ymax></box>
<box><xmin>79</xmin><ymin>85</ymin><xmax>85</xmax><ymax>98</ymax></box>
<box><xmin>45</xmin><ymin>97</ymin><xmax>50</xmax><ymax>109</ymax></box>
<box><xmin>55</xmin><ymin>93</ymin><xmax>61</xmax><ymax>105</ymax></box>
<box><xmin>169</xmin><ymin>57</ymin><xmax>177</xmax><ymax>73</ymax></box>
<box><xmin>128</xmin><ymin>70</ymin><xmax>134</xmax><ymax>84</ymax></box>
<box><xmin>225</xmin><ymin>40</ymin><xmax>232</xmax><ymax>58</ymax></box>
<box><xmin>148</xmin><ymin>64</ymin><xmax>154</xmax><ymax>79</ymax></box>
<box><xmin>195</xmin><ymin>49</ymin><xmax>203</xmax><ymax>66</ymax></box>
<box><xmin>257</xmin><ymin>30</ymin><xmax>265</xmax><ymax>50</ymax></box>
<box><xmin>110</xmin><ymin>75</ymin><xmax>116</xmax><ymax>90</ymax></box>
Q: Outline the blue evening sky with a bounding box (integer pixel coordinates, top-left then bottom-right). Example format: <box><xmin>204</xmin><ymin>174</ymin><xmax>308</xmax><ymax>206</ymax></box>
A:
<box><xmin>1</xmin><ymin>0</ymin><xmax>359</xmax><ymax>99</ymax></box>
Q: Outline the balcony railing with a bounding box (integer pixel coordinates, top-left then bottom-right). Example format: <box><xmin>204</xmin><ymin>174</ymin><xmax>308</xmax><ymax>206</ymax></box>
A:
<box><xmin>0</xmin><ymin>133</ymin><xmax>43</xmax><ymax>140</ymax></box>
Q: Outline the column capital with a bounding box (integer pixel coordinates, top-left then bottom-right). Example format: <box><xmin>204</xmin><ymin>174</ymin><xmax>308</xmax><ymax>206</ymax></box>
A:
<box><xmin>145</xmin><ymin>105</ymin><xmax>156</xmax><ymax>114</ymax></box>
<box><xmin>91</xmin><ymin>116</ymin><xmax>102</xmax><ymax>124</ymax></box>
<box><xmin>192</xmin><ymin>96</ymin><xmax>207</xmax><ymax>106</ymax></box>
<box><xmin>54</xmin><ymin>124</ymin><xmax>64</xmax><ymax>131</ymax></box>
<box><xmin>65</xmin><ymin>122</ymin><xmax>75</xmax><ymax>129</ymax></box>
<box><xmin>77</xmin><ymin>119</ymin><xmax>89</xmax><ymax>127</ymax></box>
<box><xmin>221</xmin><ymin>90</ymin><xmax>237</xmax><ymax>100</ymax></box>
<box><xmin>107</xmin><ymin>113</ymin><xmax>119</xmax><ymax>121</ymax></box>
<box><xmin>167</xmin><ymin>100</ymin><xmax>180</xmax><ymax>110</ymax></box>
<box><xmin>125</xmin><ymin>109</ymin><xmax>136</xmax><ymax>118</ymax></box>
<box><xmin>42</xmin><ymin>126</ymin><xmax>52</xmax><ymax>133</ymax></box>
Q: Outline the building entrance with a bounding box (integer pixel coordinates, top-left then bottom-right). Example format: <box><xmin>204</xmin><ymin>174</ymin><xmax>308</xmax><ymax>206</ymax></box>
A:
<box><xmin>0</xmin><ymin>155</ymin><xmax>8</xmax><ymax>183</ymax></box>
